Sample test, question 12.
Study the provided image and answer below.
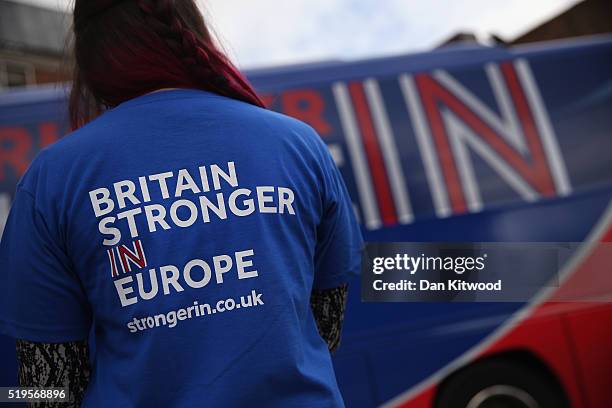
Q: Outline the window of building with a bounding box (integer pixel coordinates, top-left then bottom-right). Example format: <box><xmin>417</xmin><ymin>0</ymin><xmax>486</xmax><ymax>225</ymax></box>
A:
<box><xmin>0</xmin><ymin>60</ymin><xmax>36</xmax><ymax>89</ymax></box>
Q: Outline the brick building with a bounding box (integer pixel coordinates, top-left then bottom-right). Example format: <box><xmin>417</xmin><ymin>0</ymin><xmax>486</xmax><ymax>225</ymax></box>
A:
<box><xmin>511</xmin><ymin>0</ymin><xmax>612</xmax><ymax>45</ymax></box>
<box><xmin>0</xmin><ymin>0</ymin><xmax>70</xmax><ymax>89</ymax></box>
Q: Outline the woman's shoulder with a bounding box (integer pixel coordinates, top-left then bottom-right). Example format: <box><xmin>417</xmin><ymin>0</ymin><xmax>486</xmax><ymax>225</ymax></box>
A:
<box><xmin>207</xmin><ymin>95</ymin><xmax>329</xmax><ymax>155</ymax></box>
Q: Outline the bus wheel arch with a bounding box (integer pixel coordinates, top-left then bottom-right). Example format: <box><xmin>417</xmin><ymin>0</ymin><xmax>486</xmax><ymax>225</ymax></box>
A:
<box><xmin>434</xmin><ymin>350</ymin><xmax>570</xmax><ymax>408</ymax></box>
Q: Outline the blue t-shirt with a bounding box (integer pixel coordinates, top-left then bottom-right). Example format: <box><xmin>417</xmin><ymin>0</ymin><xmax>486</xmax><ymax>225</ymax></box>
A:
<box><xmin>0</xmin><ymin>89</ymin><xmax>363</xmax><ymax>407</ymax></box>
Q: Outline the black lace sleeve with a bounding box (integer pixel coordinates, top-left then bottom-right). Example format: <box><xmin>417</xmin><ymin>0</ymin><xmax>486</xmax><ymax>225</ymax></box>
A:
<box><xmin>15</xmin><ymin>339</ymin><xmax>91</xmax><ymax>407</ymax></box>
<box><xmin>310</xmin><ymin>283</ymin><xmax>349</xmax><ymax>353</ymax></box>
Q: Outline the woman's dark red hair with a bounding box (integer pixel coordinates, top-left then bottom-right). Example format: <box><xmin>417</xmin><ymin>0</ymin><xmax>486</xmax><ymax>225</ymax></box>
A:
<box><xmin>69</xmin><ymin>0</ymin><xmax>265</xmax><ymax>129</ymax></box>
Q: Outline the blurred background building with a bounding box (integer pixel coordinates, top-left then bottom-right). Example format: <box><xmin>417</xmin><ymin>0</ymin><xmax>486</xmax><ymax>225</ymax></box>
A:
<box><xmin>0</xmin><ymin>0</ymin><xmax>611</xmax><ymax>91</ymax></box>
<box><xmin>0</xmin><ymin>0</ymin><xmax>70</xmax><ymax>89</ymax></box>
<box><xmin>437</xmin><ymin>0</ymin><xmax>611</xmax><ymax>47</ymax></box>
<box><xmin>512</xmin><ymin>0</ymin><xmax>612</xmax><ymax>44</ymax></box>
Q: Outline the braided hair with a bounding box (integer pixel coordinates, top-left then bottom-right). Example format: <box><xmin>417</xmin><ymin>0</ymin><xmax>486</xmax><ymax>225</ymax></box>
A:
<box><xmin>69</xmin><ymin>0</ymin><xmax>265</xmax><ymax>129</ymax></box>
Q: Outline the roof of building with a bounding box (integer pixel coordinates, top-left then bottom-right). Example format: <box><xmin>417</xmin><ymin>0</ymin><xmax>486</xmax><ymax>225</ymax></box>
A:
<box><xmin>0</xmin><ymin>0</ymin><xmax>70</xmax><ymax>56</ymax></box>
<box><xmin>512</xmin><ymin>0</ymin><xmax>611</xmax><ymax>44</ymax></box>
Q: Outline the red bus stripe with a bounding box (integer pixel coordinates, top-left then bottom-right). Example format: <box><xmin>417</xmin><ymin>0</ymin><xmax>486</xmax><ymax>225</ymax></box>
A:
<box><xmin>500</xmin><ymin>62</ymin><xmax>556</xmax><ymax>196</ymax></box>
<box><xmin>417</xmin><ymin>69</ymin><xmax>557</xmax><ymax>211</ymax></box>
<box><xmin>348</xmin><ymin>82</ymin><xmax>398</xmax><ymax>226</ymax></box>
<box><xmin>416</xmin><ymin>74</ymin><xmax>467</xmax><ymax>214</ymax></box>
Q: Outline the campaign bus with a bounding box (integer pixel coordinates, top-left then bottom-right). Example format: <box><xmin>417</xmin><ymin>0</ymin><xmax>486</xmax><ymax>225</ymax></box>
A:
<box><xmin>1</xmin><ymin>35</ymin><xmax>611</xmax><ymax>408</ymax></box>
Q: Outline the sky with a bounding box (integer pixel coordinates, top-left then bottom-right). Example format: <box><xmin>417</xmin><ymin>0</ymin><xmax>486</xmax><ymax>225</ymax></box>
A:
<box><xmin>16</xmin><ymin>0</ymin><xmax>580</xmax><ymax>69</ymax></box>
